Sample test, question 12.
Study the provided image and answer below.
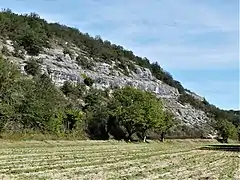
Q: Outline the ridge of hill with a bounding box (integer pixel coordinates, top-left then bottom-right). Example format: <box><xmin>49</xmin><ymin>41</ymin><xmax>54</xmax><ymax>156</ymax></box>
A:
<box><xmin>0</xmin><ymin>9</ymin><xmax>239</xmax><ymax>138</ymax></box>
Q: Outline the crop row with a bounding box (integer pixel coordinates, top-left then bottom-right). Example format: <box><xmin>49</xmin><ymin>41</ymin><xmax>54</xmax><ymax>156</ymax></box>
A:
<box><xmin>0</xmin><ymin>141</ymin><xmax>239</xmax><ymax>180</ymax></box>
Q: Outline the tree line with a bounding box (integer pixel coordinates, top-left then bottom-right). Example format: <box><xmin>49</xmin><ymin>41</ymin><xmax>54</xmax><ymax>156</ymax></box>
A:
<box><xmin>0</xmin><ymin>55</ymin><xmax>175</xmax><ymax>141</ymax></box>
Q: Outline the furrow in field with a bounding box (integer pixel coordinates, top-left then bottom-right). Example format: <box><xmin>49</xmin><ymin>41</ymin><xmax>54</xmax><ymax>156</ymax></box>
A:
<box><xmin>112</xmin><ymin>150</ymin><xmax>219</xmax><ymax>180</ymax></box>
<box><xmin>216</xmin><ymin>152</ymin><xmax>240</xmax><ymax>180</ymax></box>
<box><xmin>141</xmin><ymin>151</ymin><xmax>218</xmax><ymax>180</ymax></box>
<box><xmin>0</xmin><ymin>142</ymin><xmax>191</xmax><ymax>156</ymax></box>
<box><xmin>136</xmin><ymin>150</ymin><xmax>239</xmax><ymax>180</ymax></box>
<box><xmin>205</xmin><ymin>159</ymin><xmax>235</xmax><ymax>180</ymax></box>
<box><xmin>180</xmin><ymin>154</ymin><xmax>230</xmax><ymax>179</ymax></box>
<box><xmin>106</xmin><ymin>150</ymin><xmax>216</xmax><ymax>180</ymax></box>
<box><xmin>0</xmin><ymin>147</ymin><xmax>153</xmax><ymax>166</ymax></box>
<box><xmin>54</xmin><ymin>150</ymin><xmax>211</xmax><ymax>179</ymax></box>
<box><xmin>0</xmin><ymin>145</ymin><xmax>156</xmax><ymax>157</ymax></box>
<box><xmin>3</xmin><ymin>149</ymin><xmax>201</xmax><ymax>178</ymax></box>
<box><xmin>156</xmin><ymin>151</ymin><xmax>228</xmax><ymax>180</ymax></box>
<box><xmin>0</xmin><ymin>147</ymin><xmax>197</xmax><ymax>173</ymax></box>
<box><xmin>0</xmin><ymin>150</ymin><xmax>151</xmax><ymax>171</ymax></box>
<box><xmin>8</xmin><ymin>149</ymin><xmax>207</xmax><ymax>180</ymax></box>
<box><xmin>0</xmin><ymin>140</ymin><xmax>132</xmax><ymax>149</ymax></box>
<box><xmin>0</xmin><ymin>146</ymin><xmax>161</xmax><ymax>162</ymax></box>
<box><xmin>234</xmin><ymin>165</ymin><xmax>240</xmax><ymax>180</ymax></box>
<box><xmin>0</xmin><ymin>145</ymin><xmax>184</xmax><ymax>167</ymax></box>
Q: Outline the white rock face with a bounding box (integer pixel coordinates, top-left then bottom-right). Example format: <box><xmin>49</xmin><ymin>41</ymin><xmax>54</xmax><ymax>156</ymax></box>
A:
<box><xmin>3</xmin><ymin>42</ymin><xmax>213</xmax><ymax>132</ymax></box>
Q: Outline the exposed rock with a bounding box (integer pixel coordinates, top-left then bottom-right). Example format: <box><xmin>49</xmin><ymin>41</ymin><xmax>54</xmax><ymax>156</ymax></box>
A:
<box><xmin>2</xmin><ymin>41</ymin><xmax>213</xmax><ymax>133</ymax></box>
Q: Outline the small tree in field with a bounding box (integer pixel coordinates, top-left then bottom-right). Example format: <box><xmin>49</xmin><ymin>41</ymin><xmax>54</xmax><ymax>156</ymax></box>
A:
<box><xmin>109</xmin><ymin>86</ymin><xmax>165</xmax><ymax>142</ymax></box>
<box><xmin>215</xmin><ymin>119</ymin><xmax>238</xmax><ymax>143</ymax></box>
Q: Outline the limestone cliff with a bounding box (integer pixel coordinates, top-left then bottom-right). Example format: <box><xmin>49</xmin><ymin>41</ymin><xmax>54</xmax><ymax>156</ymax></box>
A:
<box><xmin>0</xmin><ymin>39</ymin><xmax>214</xmax><ymax>135</ymax></box>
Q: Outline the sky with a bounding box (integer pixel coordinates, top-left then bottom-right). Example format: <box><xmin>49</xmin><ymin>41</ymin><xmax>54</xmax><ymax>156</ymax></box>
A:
<box><xmin>0</xmin><ymin>0</ymin><xmax>239</xmax><ymax>110</ymax></box>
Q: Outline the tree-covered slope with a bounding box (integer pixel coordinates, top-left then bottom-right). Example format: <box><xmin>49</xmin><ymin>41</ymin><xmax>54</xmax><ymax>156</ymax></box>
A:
<box><xmin>0</xmin><ymin>9</ymin><xmax>239</xmax><ymax>140</ymax></box>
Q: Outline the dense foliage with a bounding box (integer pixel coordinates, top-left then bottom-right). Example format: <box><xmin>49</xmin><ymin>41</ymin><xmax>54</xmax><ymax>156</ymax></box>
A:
<box><xmin>109</xmin><ymin>87</ymin><xmax>166</xmax><ymax>141</ymax></box>
<box><xmin>214</xmin><ymin>119</ymin><xmax>238</xmax><ymax>143</ymax></box>
<box><xmin>0</xmin><ymin>55</ymin><xmax>174</xmax><ymax>141</ymax></box>
<box><xmin>178</xmin><ymin>92</ymin><xmax>240</xmax><ymax>132</ymax></box>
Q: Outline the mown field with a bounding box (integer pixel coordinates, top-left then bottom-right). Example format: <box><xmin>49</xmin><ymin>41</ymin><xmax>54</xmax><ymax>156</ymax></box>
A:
<box><xmin>0</xmin><ymin>140</ymin><xmax>239</xmax><ymax>180</ymax></box>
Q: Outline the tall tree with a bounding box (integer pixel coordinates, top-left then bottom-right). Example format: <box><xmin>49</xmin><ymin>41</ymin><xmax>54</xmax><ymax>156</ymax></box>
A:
<box><xmin>18</xmin><ymin>74</ymin><xmax>66</xmax><ymax>131</ymax></box>
<box><xmin>135</xmin><ymin>92</ymin><xmax>165</xmax><ymax>142</ymax></box>
<box><xmin>110</xmin><ymin>87</ymin><xmax>165</xmax><ymax>142</ymax></box>
<box><xmin>155</xmin><ymin>111</ymin><xmax>174</xmax><ymax>142</ymax></box>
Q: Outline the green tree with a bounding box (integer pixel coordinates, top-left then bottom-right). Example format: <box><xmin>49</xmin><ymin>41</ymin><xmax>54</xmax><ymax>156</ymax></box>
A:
<box><xmin>135</xmin><ymin>92</ymin><xmax>165</xmax><ymax>142</ymax></box>
<box><xmin>237</xmin><ymin>126</ymin><xmax>240</xmax><ymax>142</ymax></box>
<box><xmin>215</xmin><ymin>119</ymin><xmax>238</xmax><ymax>143</ymax></box>
<box><xmin>155</xmin><ymin>111</ymin><xmax>174</xmax><ymax>142</ymax></box>
<box><xmin>84</xmin><ymin>88</ymin><xmax>110</xmax><ymax>139</ymax></box>
<box><xmin>86</xmin><ymin>104</ymin><xmax>109</xmax><ymax>140</ymax></box>
<box><xmin>0</xmin><ymin>55</ymin><xmax>21</xmax><ymax>132</ymax></box>
<box><xmin>63</xmin><ymin>47</ymin><xmax>74</xmax><ymax>59</ymax></box>
<box><xmin>110</xmin><ymin>87</ymin><xmax>165</xmax><ymax>142</ymax></box>
<box><xmin>63</xmin><ymin>109</ymin><xmax>84</xmax><ymax>131</ymax></box>
<box><xmin>17</xmin><ymin>31</ymin><xmax>43</xmax><ymax>56</ymax></box>
<box><xmin>1</xmin><ymin>45</ymin><xmax>10</xmax><ymax>56</ymax></box>
<box><xmin>18</xmin><ymin>74</ymin><xmax>66</xmax><ymax>131</ymax></box>
<box><xmin>61</xmin><ymin>81</ymin><xmax>74</xmax><ymax>97</ymax></box>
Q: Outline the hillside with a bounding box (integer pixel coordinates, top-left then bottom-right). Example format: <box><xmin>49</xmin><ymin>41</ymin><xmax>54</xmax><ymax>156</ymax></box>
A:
<box><xmin>0</xmin><ymin>9</ymin><xmax>239</xmax><ymax>140</ymax></box>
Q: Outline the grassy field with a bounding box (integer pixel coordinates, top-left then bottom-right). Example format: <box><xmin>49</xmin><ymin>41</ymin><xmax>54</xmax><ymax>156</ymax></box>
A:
<box><xmin>0</xmin><ymin>140</ymin><xmax>239</xmax><ymax>180</ymax></box>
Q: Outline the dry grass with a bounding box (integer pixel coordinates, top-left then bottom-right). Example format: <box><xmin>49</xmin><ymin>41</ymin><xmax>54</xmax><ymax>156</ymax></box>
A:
<box><xmin>0</xmin><ymin>140</ymin><xmax>239</xmax><ymax>180</ymax></box>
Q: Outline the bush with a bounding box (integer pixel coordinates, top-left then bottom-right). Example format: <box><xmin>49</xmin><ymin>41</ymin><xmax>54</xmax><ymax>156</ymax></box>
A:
<box><xmin>84</xmin><ymin>77</ymin><xmax>94</xmax><ymax>87</ymax></box>
<box><xmin>76</xmin><ymin>55</ymin><xmax>94</xmax><ymax>70</ymax></box>
<box><xmin>63</xmin><ymin>109</ymin><xmax>84</xmax><ymax>131</ymax></box>
<box><xmin>12</xmin><ymin>43</ymin><xmax>25</xmax><ymax>59</ymax></box>
<box><xmin>63</xmin><ymin>47</ymin><xmax>74</xmax><ymax>59</ymax></box>
<box><xmin>61</xmin><ymin>81</ymin><xmax>85</xmax><ymax>99</ymax></box>
<box><xmin>1</xmin><ymin>45</ymin><xmax>10</xmax><ymax>56</ymax></box>
<box><xmin>17</xmin><ymin>32</ymin><xmax>43</xmax><ymax>56</ymax></box>
<box><xmin>0</xmin><ymin>56</ymin><xmax>21</xmax><ymax>132</ymax></box>
<box><xmin>24</xmin><ymin>59</ymin><xmax>41</xmax><ymax>76</ymax></box>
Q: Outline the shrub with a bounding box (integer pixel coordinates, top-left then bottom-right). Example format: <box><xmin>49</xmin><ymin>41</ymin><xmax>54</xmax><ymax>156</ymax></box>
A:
<box><xmin>76</xmin><ymin>55</ymin><xmax>94</xmax><ymax>70</ymax></box>
<box><xmin>63</xmin><ymin>109</ymin><xmax>84</xmax><ymax>131</ymax></box>
<box><xmin>17</xmin><ymin>32</ymin><xmax>43</xmax><ymax>56</ymax></box>
<box><xmin>84</xmin><ymin>76</ymin><xmax>94</xmax><ymax>87</ymax></box>
<box><xmin>24</xmin><ymin>59</ymin><xmax>41</xmax><ymax>76</ymax></box>
<box><xmin>63</xmin><ymin>47</ymin><xmax>74</xmax><ymax>59</ymax></box>
<box><xmin>12</xmin><ymin>43</ymin><xmax>25</xmax><ymax>59</ymax></box>
<box><xmin>1</xmin><ymin>45</ymin><xmax>10</xmax><ymax>56</ymax></box>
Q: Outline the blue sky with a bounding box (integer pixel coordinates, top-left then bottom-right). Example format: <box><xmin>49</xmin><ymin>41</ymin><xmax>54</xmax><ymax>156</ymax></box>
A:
<box><xmin>1</xmin><ymin>0</ymin><xmax>239</xmax><ymax>110</ymax></box>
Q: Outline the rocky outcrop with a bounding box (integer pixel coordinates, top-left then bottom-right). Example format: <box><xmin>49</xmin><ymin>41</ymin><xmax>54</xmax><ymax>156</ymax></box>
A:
<box><xmin>1</xmin><ymin>41</ymin><xmax>213</xmax><ymax>133</ymax></box>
